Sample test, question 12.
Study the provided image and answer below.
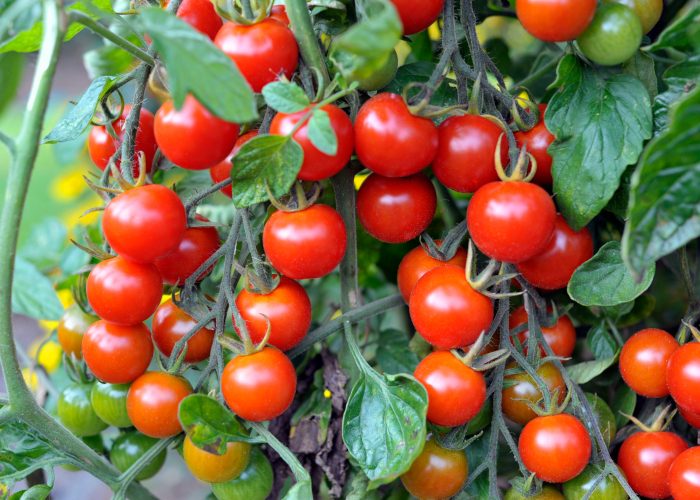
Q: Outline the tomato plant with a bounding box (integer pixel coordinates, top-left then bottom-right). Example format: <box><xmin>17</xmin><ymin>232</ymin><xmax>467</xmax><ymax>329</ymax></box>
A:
<box><xmin>668</xmin><ymin>447</ymin><xmax>700</xmax><ymax>500</ymax></box>
<box><xmin>57</xmin><ymin>304</ymin><xmax>98</xmax><ymax>361</ymax></box>
<box><xmin>211</xmin><ymin>447</ymin><xmax>274</xmax><ymax>500</ymax></box>
<box><xmin>513</xmin><ymin>104</ymin><xmax>555</xmax><ymax>186</ymax></box>
<box><xmin>58</xmin><ymin>382</ymin><xmax>108</xmax><ymax>437</ymax></box>
<box><xmin>516</xmin><ymin>0</ymin><xmax>597</xmax><ymax>42</ymax></box>
<box><xmin>667</xmin><ymin>341</ymin><xmax>700</xmax><ymax>414</ymax></box>
<box><xmin>396</xmin><ymin>240</ymin><xmax>468</xmax><ymax>302</ymax></box>
<box><xmin>504</xmin><ymin>486</ymin><xmax>565</xmax><ymax>500</ymax></box>
<box><xmin>183</xmin><ymin>436</ymin><xmax>252</xmax><ymax>483</ymax></box>
<box><xmin>509</xmin><ymin>305</ymin><xmax>576</xmax><ymax>358</ymax></box>
<box><xmin>90</xmin><ymin>381</ymin><xmax>132</xmax><ymax>428</ymax></box>
<box><xmin>619</xmin><ymin>328</ymin><xmax>678</xmax><ymax>398</ymax></box>
<box><xmin>152</xmin><ymin>297</ymin><xmax>216</xmax><ymax>363</ymax></box>
<box><xmin>172</xmin><ymin>0</ymin><xmax>222</xmax><ymax>40</ymax></box>
<box><xmin>389</xmin><ymin>0</ymin><xmax>444</xmax><ymax>36</ymax></box>
<box><xmin>210</xmin><ymin>130</ymin><xmax>259</xmax><ymax>199</ymax></box>
<box><xmin>400</xmin><ymin>436</ymin><xmax>468</xmax><ymax>500</ymax></box>
<box><xmin>111</xmin><ymin>430</ymin><xmax>167</xmax><ymax>480</ymax></box>
<box><xmin>576</xmin><ymin>3</ymin><xmax>643</xmax><ymax>66</ymax></box>
<box><xmin>562</xmin><ymin>464</ymin><xmax>628</xmax><ymax>500</ymax></box>
<box><xmin>603</xmin><ymin>0</ymin><xmax>663</xmax><ymax>34</ymax></box>
<box><xmin>502</xmin><ymin>361</ymin><xmax>567</xmax><ymax>425</ymax></box>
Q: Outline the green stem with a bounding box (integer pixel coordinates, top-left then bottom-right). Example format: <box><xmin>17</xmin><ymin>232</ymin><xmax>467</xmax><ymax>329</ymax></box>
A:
<box><xmin>330</xmin><ymin>165</ymin><xmax>359</xmax><ymax>313</ymax></box>
<box><xmin>510</xmin><ymin>54</ymin><xmax>562</xmax><ymax>90</ymax></box>
<box><xmin>285</xmin><ymin>0</ymin><xmax>330</xmax><ymax>86</ymax></box>
<box><xmin>240</xmin><ymin>0</ymin><xmax>254</xmax><ymax>20</ymax></box>
<box><xmin>679</xmin><ymin>245</ymin><xmax>700</xmax><ymax>308</ymax></box>
<box><xmin>113</xmin><ymin>437</ymin><xmax>176</xmax><ymax>500</ymax></box>
<box><xmin>606</xmin><ymin>317</ymin><xmax>625</xmax><ymax>348</ymax></box>
<box><xmin>432</xmin><ymin>179</ymin><xmax>461</xmax><ymax>229</ymax></box>
<box><xmin>249</xmin><ymin>422</ymin><xmax>310</xmax><ymax>482</ymax></box>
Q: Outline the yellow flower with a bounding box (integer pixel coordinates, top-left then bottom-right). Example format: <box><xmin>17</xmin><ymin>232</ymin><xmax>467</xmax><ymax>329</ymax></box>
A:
<box><xmin>22</xmin><ymin>368</ymin><xmax>39</xmax><ymax>392</ymax></box>
<box><xmin>323</xmin><ymin>390</ymin><xmax>332</xmax><ymax>399</ymax></box>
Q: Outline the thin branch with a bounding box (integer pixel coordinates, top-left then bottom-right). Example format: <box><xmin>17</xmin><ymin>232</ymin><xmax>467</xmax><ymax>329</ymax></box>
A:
<box><xmin>680</xmin><ymin>245</ymin><xmax>700</xmax><ymax>308</ymax></box>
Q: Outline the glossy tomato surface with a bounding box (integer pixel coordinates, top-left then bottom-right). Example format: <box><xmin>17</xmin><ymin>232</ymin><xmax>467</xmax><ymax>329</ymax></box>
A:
<box><xmin>210</xmin><ymin>130</ymin><xmax>259</xmax><ymax>198</ymax></box>
<box><xmin>414</xmin><ymin>351</ymin><xmax>486</xmax><ymax>427</ymax></box>
<box><xmin>111</xmin><ymin>430</ymin><xmax>167</xmax><ymax>480</ymax></box>
<box><xmin>516</xmin><ymin>0</ymin><xmax>596</xmax><ymax>42</ymax></box>
<box><xmin>668</xmin><ymin>446</ymin><xmax>700</xmax><ymax>500</ymax></box>
<box><xmin>174</xmin><ymin>0</ymin><xmax>222</xmax><ymax>40</ymax></box>
<box><xmin>221</xmin><ymin>347</ymin><xmax>297</xmax><ymax>422</ymax></box>
<box><xmin>82</xmin><ymin>320</ymin><xmax>153</xmax><ymax>384</ymax></box>
<box><xmin>355</xmin><ymin>93</ymin><xmax>438</xmax><ymax>177</ymax></box>
<box><xmin>58</xmin><ymin>382</ymin><xmax>108</xmax><ymax>437</ymax></box>
<box><xmin>619</xmin><ymin>328</ymin><xmax>678</xmax><ymax>398</ymax></box>
<box><xmin>102</xmin><ymin>184</ymin><xmax>187</xmax><ymax>264</ymax></box>
<box><xmin>152</xmin><ymin>298</ymin><xmax>215</xmax><ymax>364</ymax></box>
<box><xmin>603</xmin><ymin>0</ymin><xmax>663</xmax><ymax>34</ymax></box>
<box><xmin>91</xmin><ymin>381</ymin><xmax>132</xmax><ymax>428</ymax></box>
<box><xmin>409</xmin><ymin>265</ymin><xmax>493</xmax><ymax>349</ymax></box>
<box><xmin>432</xmin><ymin>114</ymin><xmax>509</xmax><ymax>193</ymax></box>
<box><xmin>347</xmin><ymin>49</ymin><xmax>398</xmax><ymax>91</ymax></box>
<box><xmin>678</xmin><ymin>406</ymin><xmax>700</xmax><ymax>429</ymax></box>
<box><xmin>269</xmin><ymin>104</ymin><xmax>354</xmax><ymax>181</ymax></box>
<box><xmin>514</xmin><ymin>104</ymin><xmax>555</xmax><ymax>186</ymax></box>
<box><xmin>576</xmin><ymin>3</ymin><xmax>642</xmax><ymax>66</ymax></box>
<box><xmin>356</xmin><ymin>172</ymin><xmax>437</xmax><ymax>244</ymax></box>
<box><xmin>270</xmin><ymin>5</ymin><xmax>289</xmax><ymax>24</ymax></box>
<box><xmin>562</xmin><ymin>464</ymin><xmax>627</xmax><ymax>500</ymax></box>
<box><xmin>57</xmin><ymin>304</ymin><xmax>99</xmax><ymax>360</ymax></box>
<box><xmin>668</xmin><ymin>342</ymin><xmax>700</xmax><ymax>415</ymax></box>
<box><xmin>389</xmin><ymin>0</ymin><xmax>444</xmax><ymax>35</ymax></box>
<box><xmin>211</xmin><ymin>447</ymin><xmax>274</xmax><ymax>500</ymax></box>
<box><xmin>467</xmin><ymin>181</ymin><xmax>556</xmax><ymax>263</ymax></box>
<box><xmin>126</xmin><ymin>371</ymin><xmax>193</xmax><ymax>438</ymax></box>
<box><xmin>502</xmin><ymin>361</ymin><xmax>566</xmax><ymax>426</ymax></box>
<box><xmin>86</xmin><ymin>257</ymin><xmax>163</xmax><ymax>326</ymax></box>
<box><xmin>263</xmin><ymin>204</ymin><xmax>346</xmax><ymax>280</ymax></box>
<box><xmin>509</xmin><ymin>305</ymin><xmax>576</xmax><ymax>358</ymax></box>
<box><xmin>215</xmin><ymin>19</ymin><xmax>299</xmax><ymax>93</ymax></box>
<box><xmin>397</xmin><ymin>241</ymin><xmax>468</xmax><ymax>302</ymax></box>
<box><xmin>504</xmin><ymin>485</ymin><xmax>565</xmax><ymax>500</ymax></box>
<box><xmin>400</xmin><ymin>436</ymin><xmax>468</xmax><ymax>500</ymax></box>
<box><xmin>184</xmin><ymin>436</ymin><xmax>252</xmax><ymax>484</ymax></box>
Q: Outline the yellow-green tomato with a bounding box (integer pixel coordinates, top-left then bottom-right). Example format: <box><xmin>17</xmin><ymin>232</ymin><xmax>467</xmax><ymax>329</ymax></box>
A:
<box><xmin>58</xmin><ymin>382</ymin><xmax>108</xmax><ymax>437</ymax></box>
<box><xmin>91</xmin><ymin>382</ymin><xmax>132</xmax><ymax>428</ymax></box>
<box><xmin>504</xmin><ymin>485</ymin><xmax>566</xmax><ymax>500</ymax></box>
<box><xmin>348</xmin><ymin>50</ymin><xmax>399</xmax><ymax>91</ymax></box>
<box><xmin>577</xmin><ymin>4</ymin><xmax>642</xmax><ymax>66</ymax></box>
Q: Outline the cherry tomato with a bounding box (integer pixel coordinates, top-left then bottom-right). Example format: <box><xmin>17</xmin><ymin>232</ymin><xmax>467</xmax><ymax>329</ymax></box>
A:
<box><xmin>502</xmin><ymin>361</ymin><xmax>566</xmax><ymax>426</ymax></box>
<box><xmin>58</xmin><ymin>382</ymin><xmax>108</xmax><ymax>437</ymax></box>
<box><xmin>155</xmin><ymin>214</ymin><xmax>221</xmax><ymax>285</ymax></box>
<box><xmin>270</xmin><ymin>104</ymin><xmax>354</xmax><ymax>181</ymax></box>
<box><xmin>576</xmin><ymin>4</ymin><xmax>642</xmax><ymax>66</ymax></box>
<box><xmin>211</xmin><ymin>447</ymin><xmax>274</xmax><ymax>500</ymax></box>
<box><xmin>91</xmin><ymin>381</ymin><xmax>132</xmax><ymax>428</ymax></box>
<box><xmin>346</xmin><ymin>49</ymin><xmax>398</xmax><ymax>92</ymax></box>
<box><xmin>619</xmin><ymin>328</ymin><xmax>678</xmax><ymax>398</ymax></box>
<box><xmin>514</xmin><ymin>104</ymin><xmax>555</xmax><ymax>186</ymax></box>
<box><xmin>516</xmin><ymin>0</ymin><xmax>596</xmax><ymax>42</ymax></box>
<box><xmin>235</xmin><ymin>275</ymin><xmax>311</xmax><ymax>352</ymax></box>
<box><xmin>562</xmin><ymin>464</ymin><xmax>628</xmax><ymax>500</ymax></box>
<box><xmin>88</xmin><ymin>105</ymin><xmax>157</xmax><ymax>178</ymax></box>
<box><xmin>504</xmin><ymin>485</ymin><xmax>565</xmax><ymax>500</ymax></box>
<box><xmin>111</xmin><ymin>430</ymin><xmax>167</xmax><ymax>481</ymax></box>
<box><xmin>509</xmin><ymin>305</ymin><xmax>576</xmax><ymax>358</ymax></box>
<box><xmin>356</xmin><ymin>173</ymin><xmax>437</xmax><ymax>244</ymax></box>
<box><xmin>668</xmin><ymin>342</ymin><xmax>700</xmax><ymax>415</ymax></box>
<box><xmin>57</xmin><ymin>304</ymin><xmax>99</xmax><ymax>360</ymax></box>
<box><xmin>668</xmin><ymin>446</ymin><xmax>700</xmax><ymax>500</ymax></box>
<box><xmin>215</xmin><ymin>18</ymin><xmax>299</xmax><ymax>93</ymax></box>
<box><xmin>86</xmin><ymin>256</ymin><xmax>163</xmax><ymax>326</ymax></box>
<box><xmin>414</xmin><ymin>351</ymin><xmax>486</xmax><ymax>427</ymax></box>
<box><xmin>127</xmin><ymin>371</ymin><xmax>194</xmax><ymax>438</ymax></box>
<box><xmin>619</xmin><ymin>429</ymin><xmax>689</xmax><ymax>498</ymax></box>
<box><xmin>262</xmin><ymin>204</ymin><xmax>346</xmax><ymax>280</ymax></box>
<box><xmin>102</xmin><ymin>184</ymin><xmax>187</xmax><ymax>264</ymax></box>
<box><xmin>355</xmin><ymin>93</ymin><xmax>438</xmax><ymax>177</ymax></box>
<box><xmin>467</xmin><ymin>181</ymin><xmax>556</xmax><ymax>263</ymax></box>
<box><xmin>269</xmin><ymin>5</ymin><xmax>289</xmax><ymax>24</ymax></box>
<box><xmin>603</xmin><ymin>0</ymin><xmax>663</xmax><ymax>34</ymax></box>
<box><xmin>173</xmin><ymin>0</ymin><xmax>222</xmax><ymax>40</ymax></box>
<box><xmin>389</xmin><ymin>0</ymin><xmax>444</xmax><ymax>36</ymax></box>
<box><xmin>519</xmin><ymin>413</ymin><xmax>591</xmax><ymax>483</ymax></box>
<box><xmin>409</xmin><ymin>265</ymin><xmax>494</xmax><ymax>349</ymax></box>
<box><xmin>432</xmin><ymin>114</ymin><xmax>509</xmax><ymax>193</ymax></box>
<box><xmin>516</xmin><ymin>214</ymin><xmax>594</xmax><ymax>290</ymax></box>
<box><xmin>82</xmin><ymin>320</ymin><xmax>153</xmax><ymax>384</ymax></box>
<box><xmin>400</xmin><ymin>436</ymin><xmax>468</xmax><ymax>500</ymax></box>
<box><xmin>210</xmin><ymin>130</ymin><xmax>259</xmax><ymax>198</ymax></box>
<box><xmin>397</xmin><ymin>241</ymin><xmax>468</xmax><ymax>302</ymax></box>
<box><xmin>221</xmin><ymin>347</ymin><xmax>296</xmax><ymax>422</ymax></box>
<box><xmin>152</xmin><ymin>297</ymin><xmax>215</xmax><ymax>364</ymax></box>
<box><xmin>184</xmin><ymin>436</ymin><xmax>252</xmax><ymax>483</ymax></box>
<box><xmin>678</xmin><ymin>406</ymin><xmax>700</xmax><ymax>429</ymax></box>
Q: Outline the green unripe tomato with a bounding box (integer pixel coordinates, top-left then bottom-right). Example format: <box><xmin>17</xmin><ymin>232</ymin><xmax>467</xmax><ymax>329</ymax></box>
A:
<box><xmin>111</xmin><ymin>430</ymin><xmax>167</xmax><ymax>481</ymax></box>
<box><xmin>91</xmin><ymin>381</ymin><xmax>132</xmax><ymax>428</ymax></box>
<box><xmin>563</xmin><ymin>464</ymin><xmax>628</xmax><ymax>500</ymax></box>
<box><xmin>577</xmin><ymin>3</ymin><xmax>642</xmax><ymax>66</ymax></box>
<box><xmin>62</xmin><ymin>435</ymin><xmax>105</xmax><ymax>472</ymax></box>
<box><xmin>504</xmin><ymin>485</ymin><xmax>565</xmax><ymax>500</ymax></box>
<box><xmin>567</xmin><ymin>393</ymin><xmax>616</xmax><ymax>449</ymax></box>
<box><xmin>211</xmin><ymin>447</ymin><xmax>273</xmax><ymax>500</ymax></box>
<box><xmin>349</xmin><ymin>50</ymin><xmax>399</xmax><ymax>91</ymax></box>
<box><xmin>603</xmin><ymin>0</ymin><xmax>663</xmax><ymax>34</ymax></box>
<box><xmin>464</xmin><ymin>397</ymin><xmax>492</xmax><ymax>436</ymax></box>
<box><xmin>58</xmin><ymin>382</ymin><xmax>108</xmax><ymax>437</ymax></box>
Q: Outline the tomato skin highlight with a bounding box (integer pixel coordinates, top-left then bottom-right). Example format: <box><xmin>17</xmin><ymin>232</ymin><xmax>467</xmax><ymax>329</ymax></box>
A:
<box><xmin>509</xmin><ymin>305</ymin><xmax>577</xmax><ymax>358</ymax></box>
<box><xmin>58</xmin><ymin>382</ymin><xmax>108</xmax><ymax>437</ymax></box>
<box><xmin>576</xmin><ymin>3</ymin><xmax>642</xmax><ymax>67</ymax></box>
<box><xmin>668</xmin><ymin>446</ymin><xmax>700</xmax><ymax>500</ymax></box>
<box><xmin>432</xmin><ymin>114</ymin><xmax>509</xmax><ymax>193</ymax></box>
<box><xmin>516</xmin><ymin>0</ymin><xmax>597</xmax><ymax>42</ymax></box>
<box><xmin>269</xmin><ymin>104</ymin><xmax>355</xmax><ymax>181</ymax></box>
<box><xmin>389</xmin><ymin>0</ymin><xmax>444</xmax><ymax>36</ymax></box>
<box><xmin>502</xmin><ymin>361</ymin><xmax>566</xmax><ymax>426</ymax></box>
<box><xmin>211</xmin><ymin>447</ymin><xmax>274</xmax><ymax>500</ymax></box>
<box><xmin>400</xmin><ymin>436</ymin><xmax>468</xmax><ymax>500</ymax></box>
<box><xmin>222</xmin><ymin>347</ymin><xmax>296</xmax><ymax>422</ymax></box>
<box><xmin>111</xmin><ymin>430</ymin><xmax>167</xmax><ymax>481</ymax></box>
<box><xmin>184</xmin><ymin>436</ymin><xmax>252</xmax><ymax>484</ymax></box>
<box><xmin>414</xmin><ymin>351</ymin><xmax>486</xmax><ymax>427</ymax></box>
<box><xmin>82</xmin><ymin>320</ymin><xmax>153</xmax><ymax>384</ymax></box>
<box><xmin>397</xmin><ymin>241</ymin><xmax>468</xmax><ymax>303</ymax></box>
<box><xmin>619</xmin><ymin>328</ymin><xmax>678</xmax><ymax>398</ymax></box>
<box><xmin>668</xmin><ymin>342</ymin><xmax>700</xmax><ymax>415</ymax></box>
<box><xmin>356</xmin><ymin>173</ymin><xmax>437</xmax><ymax>244</ymax></box>
<box><xmin>57</xmin><ymin>304</ymin><xmax>99</xmax><ymax>360</ymax></box>
<box><xmin>210</xmin><ymin>130</ymin><xmax>259</xmax><ymax>199</ymax></box>
<box><xmin>514</xmin><ymin>104</ymin><xmax>556</xmax><ymax>186</ymax></box>
<box><xmin>263</xmin><ymin>204</ymin><xmax>347</xmax><ymax>280</ymax></box>
<box><xmin>152</xmin><ymin>298</ymin><xmax>215</xmax><ymax>364</ymax></box>
<box><xmin>127</xmin><ymin>371</ymin><xmax>194</xmax><ymax>438</ymax></box>
<box><xmin>355</xmin><ymin>93</ymin><xmax>438</xmax><ymax>178</ymax></box>
<box><xmin>91</xmin><ymin>381</ymin><xmax>132</xmax><ymax>428</ymax></box>
<box><xmin>174</xmin><ymin>0</ymin><xmax>222</xmax><ymax>40</ymax></box>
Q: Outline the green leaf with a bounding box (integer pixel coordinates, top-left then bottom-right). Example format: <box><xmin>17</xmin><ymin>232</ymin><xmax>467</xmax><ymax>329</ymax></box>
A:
<box><xmin>261</xmin><ymin>81</ymin><xmax>310</xmax><ymax>114</ymax></box>
<box><xmin>346</xmin><ymin>472</ymin><xmax>381</xmax><ymax>500</ymax></box>
<box><xmin>290</xmin><ymin>370</ymin><xmax>331</xmax><ymax>445</ymax></box>
<box><xmin>568</xmin><ymin>241</ymin><xmax>655</xmax><ymax>307</ymax></box>
<box><xmin>0</xmin><ymin>52</ymin><xmax>23</xmax><ymax>116</ymax></box>
<box><xmin>622</xmin><ymin>85</ymin><xmax>700</xmax><ymax>277</ymax></box>
<box><xmin>623</xmin><ymin>50</ymin><xmax>658</xmax><ymax>100</ymax></box>
<box><xmin>307</xmin><ymin>108</ymin><xmax>338</xmax><ymax>156</ymax></box>
<box><xmin>83</xmin><ymin>42</ymin><xmax>135</xmax><ymax>80</ymax></box>
<box><xmin>282</xmin><ymin>480</ymin><xmax>313</xmax><ymax>500</ymax></box>
<box><xmin>462</xmin><ymin>426</ymin><xmax>491</xmax><ymax>499</ymax></box>
<box><xmin>611</xmin><ymin>385</ymin><xmax>636</xmax><ymax>429</ymax></box>
<box><xmin>173</xmin><ymin>169</ymin><xmax>215</xmax><ymax>201</ymax></box>
<box><xmin>381</xmin><ymin>61</ymin><xmax>458</xmax><ymax>108</ymax></box>
<box><xmin>17</xmin><ymin>218</ymin><xmax>67</xmax><ymax>269</ymax></box>
<box><xmin>11</xmin><ymin>257</ymin><xmax>64</xmax><ymax>320</ymax></box>
<box><xmin>12</xmin><ymin>485</ymin><xmax>51</xmax><ymax>500</ymax></box>
<box><xmin>230</xmin><ymin>135</ymin><xmax>303</xmax><ymax>208</ymax></box>
<box><xmin>586</xmin><ymin>322</ymin><xmax>617</xmax><ymax>360</ymax></box>
<box><xmin>566</xmin><ymin>350</ymin><xmax>621</xmax><ymax>384</ymax></box>
<box><xmin>546</xmin><ymin>55</ymin><xmax>652</xmax><ymax>231</ymax></box>
<box><xmin>617</xmin><ymin>294</ymin><xmax>656</xmax><ymax>328</ymax></box>
<box><xmin>652</xmin><ymin>55</ymin><xmax>700</xmax><ymax>133</ymax></box>
<box><xmin>0</xmin><ymin>421</ymin><xmax>70</xmax><ymax>483</ymax></box>
<box><xmin>645</xmin><ymin>3</ymin><xmax>700</xmax><ymax>53</ymax></box>
<box><xmin>375</xmin><ymin>330</ymin><xmax>420</xmax><ymax>375</ymax></box>
<box><xmin>139</xmin><ymin>9</ymin><xmax>257</xmax><ymax>124</ymax></box>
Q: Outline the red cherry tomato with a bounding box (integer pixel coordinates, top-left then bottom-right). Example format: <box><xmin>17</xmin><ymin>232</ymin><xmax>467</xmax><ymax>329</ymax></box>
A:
<box><xmin>409</xmin><ymin>265</ymin><xmax>494</xmax><ymax>349</ymax></box>
<box><xmin>509</xmin><ymin>305</ymin><xmax>576</xmax><ymax>359</ymax></box>
<box><xmin>396</xmin><ymin>241</ymin><xmax>468</xmax><ymax>303</ymax></box>
<box><xmin>88</xmin><ymin>105</ymin><xmax>157</xmax><ymax>178</ymax></box>
<box><xmin>414</xmin><ymin>351</ymin><xmax>486</xmax><ymax>427</ymax></box>
<box><xmin>678</xmin><ymin>406</ymin><xmax>700</xmax><ymax>429</ymax></box>
<box><xmin>389</xmin><ymin>0</ymin><xmax>445</xmax><ymax>36</ymax></box>
<box><xmin>668</xmin><ymin>342</ymin><xmax>700</xmax><ymax>414</ymax></box>
<box><xmin>519</xmin><ymin>413</ymin><xmax>591</xmax><ymax>483</ymax></box>
<box><xmin>215</xmin><ymin>18</ymin><xmax>299</xmax><ymax>93</ymax></box>
<box><xmin>270</xmin><ymin>5</ymin><xmax>290</xmax><ymax>24</ymax></box>
<box><xmin>210</xmin><ymin>130</ymin><xmax>259</xmax><ymax>199</ymax></box>
<box><xmin>356</xmin><ymin>173</ymin><xmax>437</xmax><ymax>244</ymax></box>
<box><xmin>87</xmin><ymin>257</ymin><xmax>163</xmax><ymax>326</ymax></box>
<box><xmin>355</xmin><ymin>93</ymin><xmax>438</xmax><ymax>178</ymax></box>
<box><xmin>173</xmin><ymin>0</ymin><xmax>223</xmax><ymax>40</ymax></box>
<box><xmin>154</xmin><ymin>94</ymin><xmax>239</xmax><ymax>170</ymax></box>
<box><xmin>152</xmin><ymin>298</ymin><xmax>215</xmax><ymax>364</ymax></box>
<box><xmin>155</xmin><ymin>214</ymin><xmax>221</xmax><ymax>285</ymax></box>
<box><xmin>514</xmin><ymin>104</ymin><xmax>556</xmax><ymax>186</ymax></box>
<box><xmin>269</xmin><ymin>104</ymin><xmax>354</xmax><ymax>181</ymax></box>
<box><xmin>467</xmin><ymin>181</ymin><xmax>556</xmax><ymax>263</ymax></box>
<box><xmin>618</xmin><ymin>430</ymin><xmax>689</xmax><ymax>499</ymax></box>
<box><xmin>221</xmin><ymin>347</ymin><xmax>297</xmax><ymax>422</ymax></box>
<box><xmin>432</xmin><ymin>114</ymin><xmax>509</xmax><ymax>194</ymax></box>
<box><xmin>516</xmin><ymin>0</ymin><xmax>597</xmax><ymax>42</ymax></box>
<box><xmin>400</xmin><ymin>436</ymin><xmax>468</xmax><ymax>500</ymax></box>
<box><xmin>619</xmin><ymin>328</ymin><xmax>678</xmax><ymax>398</ymax></box>
<box><xmin>102</xmin><ymin>184</ymin><xmax>187</xmax><ymax>264</ymax></box>
<box><xmin>515</xmin><ymin>214</ymin><xmax>593</xmax><ymax>290</ymax></box>
<box><xmin>127</xmin><ymin>371</ymin><xmax>193</xmax><ymax>438</ymax></box>
<box><xmin>82</xmin><ymin>320</ymin><xmax>153</xmax><ymax>384</ymax></box>
<box><xmin>262</xmin><ymin>204</ymin><xmax>347</xmax><ymax>280</ymax></box>
<box><xmin>668</xmin><ymin>446</ymin><xmax>700</xmax><ymax>500</ymax></box>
